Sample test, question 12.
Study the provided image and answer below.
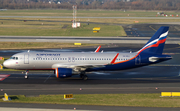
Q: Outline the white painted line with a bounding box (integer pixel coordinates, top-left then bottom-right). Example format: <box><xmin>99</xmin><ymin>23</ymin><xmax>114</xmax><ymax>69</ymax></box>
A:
<box><xmin>44</xmin><ymin>74</ymin><xmax>51</xmax><ymax>83</ymax></box>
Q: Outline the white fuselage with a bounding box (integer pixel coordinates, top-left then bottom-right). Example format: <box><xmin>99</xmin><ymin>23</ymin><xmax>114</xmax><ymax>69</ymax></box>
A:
<box><xmin>3</xmin><ymin>51</ymin><xmax>137</xmax><ymax>70</ymax></box>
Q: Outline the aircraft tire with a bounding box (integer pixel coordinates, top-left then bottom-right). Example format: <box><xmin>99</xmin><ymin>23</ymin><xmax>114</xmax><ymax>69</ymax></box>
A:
<box><xmin>82</xmin><ymin>75</ymin><xmax>88</xmax><ymax>80</ymax></box>
<box><xmin>25</xmin><ymin>75</ymin><xmax>28</xmax><ymax>79</ymax></box>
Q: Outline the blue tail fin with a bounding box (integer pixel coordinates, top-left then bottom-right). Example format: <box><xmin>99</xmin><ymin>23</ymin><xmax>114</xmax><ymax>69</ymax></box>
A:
<box><xmin>138</xmin><ymin>26</ymin><xmax>169</xmax><ymax>55</ymax></box>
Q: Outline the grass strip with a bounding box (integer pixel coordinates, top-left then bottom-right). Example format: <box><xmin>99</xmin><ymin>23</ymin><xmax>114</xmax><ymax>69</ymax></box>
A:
<box><xmin>0</xmin><ymin>9</ymin><xmax>180</xmax><ymax>17</ymax></box>
<box><xmin>0</xmin><ymin>19</ymin><xmax>127</xmax><ymax>36</ymax></box>
<box><xmin>1</xmin><ymin>93</ymin><xmax>180</xmax><ymax>107</ymax></box>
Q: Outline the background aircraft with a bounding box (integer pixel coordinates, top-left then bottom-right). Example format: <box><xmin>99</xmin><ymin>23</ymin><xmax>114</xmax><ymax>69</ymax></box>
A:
<box><xmin>3</xmin><ymin>26</ymin><xmax>172</xmax><ymax>80</ymax></box>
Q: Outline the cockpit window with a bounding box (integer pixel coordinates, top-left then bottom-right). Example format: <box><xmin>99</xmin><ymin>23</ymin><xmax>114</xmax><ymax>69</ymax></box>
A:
<box><xmin>10</xmin><ymin>57</ymin><xmax>18</xmax><ymax>60</ymax></box>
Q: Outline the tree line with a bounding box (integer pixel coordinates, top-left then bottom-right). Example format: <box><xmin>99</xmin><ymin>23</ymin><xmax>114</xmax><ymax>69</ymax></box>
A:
<box><xmin>0</xmin><ymin>0</ymin><xmax>180</xmax><ymax>10</ymax></box>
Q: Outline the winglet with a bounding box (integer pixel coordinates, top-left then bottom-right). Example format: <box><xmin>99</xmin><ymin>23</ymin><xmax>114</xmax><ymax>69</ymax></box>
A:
<box><xmin>95</xmin><ymin>46</ymin><xmax>101</xmax><ymax>52</ymax></box>
<box><xmin>110</xmin><ymin>53</ymin><xmax>119</xmax><ymax>64</ymax></box>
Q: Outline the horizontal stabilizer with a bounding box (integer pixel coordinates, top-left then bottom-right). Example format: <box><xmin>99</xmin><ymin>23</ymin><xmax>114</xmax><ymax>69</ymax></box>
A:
<box><xmin>149</xmin><ymin>56</ymin><xmax>172</xmax><ymax>62</ymax></box>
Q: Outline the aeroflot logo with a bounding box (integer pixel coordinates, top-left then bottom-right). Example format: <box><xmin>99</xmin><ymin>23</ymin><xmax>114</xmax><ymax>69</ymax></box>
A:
<box><xmin>36</xmin><ymin>54</ymin><xmax>61</xmax><ymax>56</ymax></box>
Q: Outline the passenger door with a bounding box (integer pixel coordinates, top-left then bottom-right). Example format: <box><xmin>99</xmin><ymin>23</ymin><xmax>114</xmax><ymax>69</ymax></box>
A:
<box><xmin>24</xmin><ymin>54</ymin><xmax>29</xmax><ymax>64</ymax></box>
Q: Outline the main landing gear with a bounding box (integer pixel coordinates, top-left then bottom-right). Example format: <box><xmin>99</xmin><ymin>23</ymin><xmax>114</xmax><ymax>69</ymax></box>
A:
<box><xmin>80</xmin><ymin>72</ymin><xmax>88</xmax><ymax>80</ymax></box>
<box><xmin>24</xmin><ymin>70</ymin><xmax>29</xmax><ymax>79</ymax></box>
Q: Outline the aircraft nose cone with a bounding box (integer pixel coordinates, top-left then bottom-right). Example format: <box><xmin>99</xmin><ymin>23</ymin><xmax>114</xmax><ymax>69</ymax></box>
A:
<box><xmin>3</xmin><ymin>60</ymin><xmax>11</xmax><ymax>68</ymax></box>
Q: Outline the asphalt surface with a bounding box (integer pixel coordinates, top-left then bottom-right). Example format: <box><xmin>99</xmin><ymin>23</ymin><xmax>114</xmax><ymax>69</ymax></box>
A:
<box><xmin>123</xmin><ymin>24</ymin><xmax>180</xmax><ymax>37</ymax></box>
<box><xmin>1</xmin><ymin>102</ymin><xmax>180</xmax><ymax>111</ymax></box>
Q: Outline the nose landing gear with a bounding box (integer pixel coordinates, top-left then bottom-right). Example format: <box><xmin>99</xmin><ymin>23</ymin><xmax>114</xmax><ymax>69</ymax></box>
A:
<box><xmin>24</xmin><ymin>70</ymin><xmax>29</xmax><ymax>79</ymax></box>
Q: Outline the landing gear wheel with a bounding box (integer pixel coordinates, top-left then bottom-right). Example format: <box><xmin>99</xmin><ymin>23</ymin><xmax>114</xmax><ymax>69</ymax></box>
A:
<box><xmin>82</xmin><ymin>75</ymin><xmax>88</xmax><ymax>80</ymax></box>
<box><xmin>80</xmin><ymin>72</ymin><xmax>88</xmax><ymax>80</ymax></box>
<box><xmin>80</xmin><ymin>72</ymin><xmax>85</xmax><ymax>78</ymax></box>
<box><xmin>25</xmin><ymin>75</ymin><xmax>28</xmax><ymax>79</ymax></box>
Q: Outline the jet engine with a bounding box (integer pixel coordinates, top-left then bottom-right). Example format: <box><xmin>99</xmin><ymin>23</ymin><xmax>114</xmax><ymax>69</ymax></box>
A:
<box><xmin>55</xmin><ymin>68</ymin><xmax>73</xmax><ymax>78</ymax></box>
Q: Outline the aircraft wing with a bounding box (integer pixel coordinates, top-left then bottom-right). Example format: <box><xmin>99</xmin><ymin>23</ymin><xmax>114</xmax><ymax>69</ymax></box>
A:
<box><xmin>52</xmin><ymin>63</ymin><xmax>105</xmax><ymax>71</ymax></box>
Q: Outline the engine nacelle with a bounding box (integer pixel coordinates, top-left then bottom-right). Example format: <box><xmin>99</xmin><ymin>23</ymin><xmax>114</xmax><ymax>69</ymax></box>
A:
<box><xmin>55</xmin><ymin>68</ymin><xmax>73</xmax><ymax>78</ymax></box>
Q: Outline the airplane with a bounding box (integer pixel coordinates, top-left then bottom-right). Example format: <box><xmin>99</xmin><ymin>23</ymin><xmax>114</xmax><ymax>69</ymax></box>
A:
<box><xmin>3</xmin><ymin>26</ymin><xmax>172</xmax><ymax>80</ymax></box>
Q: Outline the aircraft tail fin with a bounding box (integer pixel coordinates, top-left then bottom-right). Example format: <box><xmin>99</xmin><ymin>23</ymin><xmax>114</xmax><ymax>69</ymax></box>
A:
<box><xmin>137</xmin><ymin>26</ymin><xmax>169</xmax><ymax>55</ymax></box>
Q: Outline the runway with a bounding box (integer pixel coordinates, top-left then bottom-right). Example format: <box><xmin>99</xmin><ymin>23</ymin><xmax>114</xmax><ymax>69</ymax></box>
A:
<box><xmin>1</xmin><ymin>66</ymin><xmax>180</xmax><ymax>96</ymax></box>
